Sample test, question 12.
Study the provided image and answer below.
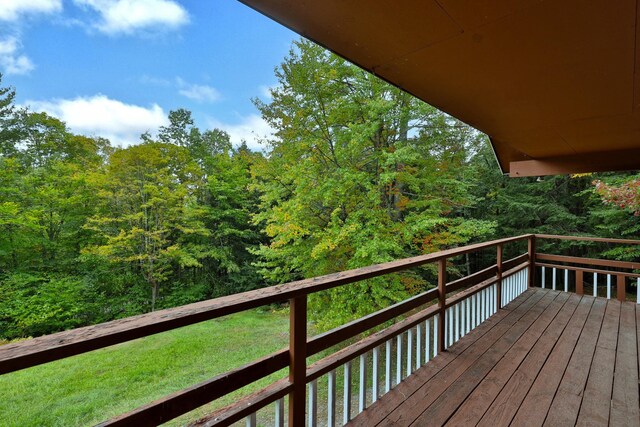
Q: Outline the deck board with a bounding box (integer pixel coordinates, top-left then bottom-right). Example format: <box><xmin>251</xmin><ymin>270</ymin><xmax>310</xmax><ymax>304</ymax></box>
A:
<box><xmin>610</xmin><ymin>303</ymin><xmax>639</xmax><ymax>426</ymax></box>
<box><xmin>412</xmin><ymin>292</ymin><xmax>570</xmax><ymax>426</ymax></box>
<box><xmin>379</xmin><ymin>290</ymin><xmax>554</xmax><ymax>426</ymax></box>
<box><xmin>347</xmin><ymin>288</ymin><xmax>544</xmax><ymax>427</ymax></box>
<box><xmin>542</xmin><ymin>297</ymin><xmax>607</xmax><ymax>426</ymax></box>
<box><xmin>454</xmin><ymin>293</ymin><xmax>580</xmax><ymax>426</ymax></box>
<box><xmin>347</xmin><ymin>288</ymin><xmax>640</xmax><ymax>427</ymax></box>
<box><xmin>575</xmin><ymin>300</ymin><xmax>620</xmax><ymax>426</ymax></box>
<box><xmin>472</xmin><ymin>295</ymin><xmax>580</xmax><ymax>426</ymax></box>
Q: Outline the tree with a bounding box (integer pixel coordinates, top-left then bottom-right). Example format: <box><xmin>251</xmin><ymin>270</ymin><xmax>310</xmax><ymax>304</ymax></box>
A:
<box><xmin>0</xmin><ymin>73</ymin><xmax>21</xmax><ymax>158</ymax></box>
<box><xmin>252</xmin><ymin>40</ymin><xmax>494</xmax><ymax>328</ymax></box>
<box><xmin>594</xmin><ymin>175</ymin><xmax>640</xmax><ymax>215</ymax></box>
<box><xmin>83</xmin><ymin>142</ymin><xmax>211</xmax><ymax>311</ymax></box>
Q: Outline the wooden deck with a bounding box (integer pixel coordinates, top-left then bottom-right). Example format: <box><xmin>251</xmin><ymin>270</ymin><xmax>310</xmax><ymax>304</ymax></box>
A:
<box><xmin>348</xmin><ymin>287</ymin><xmax>640</xmax><ymax>426</ymax></box>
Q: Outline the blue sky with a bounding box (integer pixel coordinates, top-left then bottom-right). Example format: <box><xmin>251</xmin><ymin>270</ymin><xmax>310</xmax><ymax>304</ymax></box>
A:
<box><xmin>0</xmin><ymin>0</ymin><xmax>297</xmax><ymax>149</ymax></box>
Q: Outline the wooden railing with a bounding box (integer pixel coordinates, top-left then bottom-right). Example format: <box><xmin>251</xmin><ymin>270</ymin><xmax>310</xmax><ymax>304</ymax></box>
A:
<box><xmin>534</xmin><ymin>234</ymin><xmax>640</xmax><ymax>303</ymax></box>
<box><xmin>0</xmin><ymin>235</ymin><xmax>536</xmax><ymax>426</ymax></box>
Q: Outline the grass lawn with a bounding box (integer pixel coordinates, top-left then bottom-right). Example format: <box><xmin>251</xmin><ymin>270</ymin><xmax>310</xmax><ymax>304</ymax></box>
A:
<box><xmin>0</xmin><ymin>309</ymin><xmax>291</xmax><ymax>426</ymax></box>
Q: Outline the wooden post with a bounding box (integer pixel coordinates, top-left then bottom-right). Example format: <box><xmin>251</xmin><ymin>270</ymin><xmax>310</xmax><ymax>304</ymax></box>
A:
<box><xmin>438</xmin><ymin>258</ymin><xmax>446</xmax><ymax>353</ymax></box>
<box><xmin>289</xmin><ymin>296</ymin><xmax>307</xmax><ymax>426</ymax></box>
<box><xmin>576</xmin><ymin>269</ymin><xmax>584</xmax><ymax>295</ymax></box>
<box><xmin>617</xmin><ymin>275</ymin><xmax>626</xmax><ymax>302</ymax></box>
<box><xmin>496</xmin><ymin>244</ymin><xmax>503</xmax><ymax>309</ymax></box>
<box><xmin>528</xmin><ymin>235</ymin><xmax>536</xmax><ymax>287</ymax></box>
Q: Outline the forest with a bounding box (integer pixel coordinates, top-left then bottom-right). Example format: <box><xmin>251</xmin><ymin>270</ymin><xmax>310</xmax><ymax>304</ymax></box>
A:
<box><xmin>1</xmin><ymin>39</ymin><xmax>639</xmax><ymax>341</ymax></box>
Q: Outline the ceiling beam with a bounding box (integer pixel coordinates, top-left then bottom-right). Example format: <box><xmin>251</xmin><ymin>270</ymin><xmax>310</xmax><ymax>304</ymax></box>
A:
<box><xmin>509</xmin><ymin>148</ymin><xmax>640</xmax><ymax>177</ymax></box>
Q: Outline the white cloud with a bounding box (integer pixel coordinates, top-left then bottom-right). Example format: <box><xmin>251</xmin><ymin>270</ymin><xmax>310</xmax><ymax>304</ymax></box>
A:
<box><xmin>176</xmin><ymin>78</ymin><xmax>220</xmax><ymax>103</ymax></box>
<box><xmin>0</xmin><ymin>37</ymin><xmax>34</xmax><ymax>75</ymax></box>
<box><xmin>0</xmin><ymin>0</ymin><xmax>62</xmax><ymax>22</ymax></box>
<box><xmin>26</xmin><ymin>95</ymin><xmax>169</xmax><ymax>146</ymax></box>
<box><xmin>207</xmin><ymin>114</ymin><xmax>274</xmax><ymax>152</ymax></box>
<box><xmin>73</xmin><ymin>0</ymin><xmax>189</xmax><ymax>35</ymax></box>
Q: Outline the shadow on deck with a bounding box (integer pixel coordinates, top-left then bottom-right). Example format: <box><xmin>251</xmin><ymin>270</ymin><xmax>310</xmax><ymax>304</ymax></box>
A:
<box><xmin>348</xmin><ymin>288</ymin><xmax>640</xmax><ymax>427</ymax></box>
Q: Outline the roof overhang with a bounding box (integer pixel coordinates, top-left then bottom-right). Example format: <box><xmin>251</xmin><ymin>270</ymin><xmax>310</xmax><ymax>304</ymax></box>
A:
<box><xmin>238</xmin><ymin>0</ymin><xmax>640</xmax><ymax>176</ymax></box>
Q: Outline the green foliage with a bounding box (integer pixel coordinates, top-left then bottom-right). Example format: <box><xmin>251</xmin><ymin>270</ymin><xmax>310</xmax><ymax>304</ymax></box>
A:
<box><xmin>0</xmin><ymin>74</ymin><xmax>264</xmax><ymax>335</ymax></box>
<box><xmin>251</xmin><ymin>40</ymin><xmax>495</xmax><ymax>329</ymax></box>
<box><xmin>1</xmin><ymin>42</ymin><xmax>639</xmax><ymax>340</ymax></box>
<box><xmin>83</xmin><ymin>142</ymin><xmax>212</xmax><ymax>311</ymax></box>
<box><xmin>0</xmin><ymin>273</ymin><xmax>90</xmax><ymax>339</ymax></box>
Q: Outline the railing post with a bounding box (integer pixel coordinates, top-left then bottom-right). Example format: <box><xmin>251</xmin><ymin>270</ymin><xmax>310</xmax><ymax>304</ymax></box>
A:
<box><xmin>528</xmin><ymin>235</ymin><xmax>536</xmax><ymax>287</ymax></box>
<box><xmin>496</xmin><ymin>244</ymin><xmax>503</xmax><ymax>309</ymax></box>
<box><xmin>438</xmin><ymin>258</ymin><xmax>446</xmax><ymax>353</ymax></box>
<box><xmin>289</xmin><ymin>295</ymin><xmax>307</xmax><ymax>426</ymax></box>
<box><xmin>576</xmin><ymin>269</ymin><xmax>584</xmax><ymax>295</ymax></box>
<box><xmin>617</xmin><ymin>275</ymin><xmax>626</xmax><ymax>302</ymax></box>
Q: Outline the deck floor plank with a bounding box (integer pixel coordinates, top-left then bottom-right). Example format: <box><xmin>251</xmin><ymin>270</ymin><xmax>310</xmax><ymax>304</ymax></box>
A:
<box><xmin>380</xmin><ymin>290</ymin><xmax>558</xmax><ymax>426</ymax></box>
<box><xmin>346</xmin><ymin>289</ymin><xmax>544</xmax><ymax>427</ymax></box>
<box><xmin>514</xmin><ymin>296</ymin><xmax>607</xmax><ymax>426</ymax></box>
<box><xmin>348</xmin><ymin>288</ymin><xmax>639</xmax><ymax>427</ymax></box>
<box><xmin>609</xmin><ymin>302</ymin><xmax>639</xmax><ymax>427</ymax></box>
<box><xmin>451</xmin><ymin>293</ymin><xmax>582</xmax><ymax>427</ymax></box>
<box><xmin>574</xmin><ymin>300</ymin><xmax>620</xmax><ymax>426</ymax></box>
<box><xmin>411</xmin><ymin>292</ymin><xmax>572</xmax><ymax>426</ymax></box>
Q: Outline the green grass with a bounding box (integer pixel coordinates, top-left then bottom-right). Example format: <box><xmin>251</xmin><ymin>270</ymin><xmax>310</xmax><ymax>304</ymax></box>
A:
<box><xmin>0</xmin><ymin>309</ymin><xmax>291</xmax><ymax>426</ymax></box>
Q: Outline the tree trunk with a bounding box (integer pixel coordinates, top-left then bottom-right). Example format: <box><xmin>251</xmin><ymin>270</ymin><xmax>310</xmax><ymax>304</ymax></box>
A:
<box><xmin>151</xmin><ymin>281</ymin><xmax>157</xmax><ymax>312</ymax></box>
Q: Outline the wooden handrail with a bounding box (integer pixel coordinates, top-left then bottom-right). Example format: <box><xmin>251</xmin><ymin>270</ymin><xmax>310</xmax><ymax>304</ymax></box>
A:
<box><xmin>503</xmin><ymin>253</ymin><xmax>529</xmax><ymax>273</ymax></box>
<box><xmin>191</xmin><ymin>262</ymin><xmax>530</xmax><ymax>426</ymax></box>
<box><xmin>5</xmin><ymin>232</ymin><xmax>639</xmax><ymax>426</ymax></box>
<box><xmin>445</xmin><ymin>262</ymin><xmax>529</xmax><ymax>308</ymax></box>
<box><xmin>446</xmin><ymin>265</ymin><xmax>498</xmax><ymax>294</ymax></box>
<box><xmin>536</xmin><ymin>253</ymin><xmax>640</xmax><ymax>270</ymax></box>
<box><xmin>535</xmin><ymin>262</ymin><xmax>640</xmax><ymax>278</ymax></box>
<box><xmin>535</xmin><ymin>234</ymin><xmax>640</xmax><ymax>245</ymax></box>
<box><xmin>97</xmin><ymin>349</ymin><xmax>289</xmax><ymax>427</ymax></box>
<box><xmin>306</xmin><ymin>304</ymin><xmax>441</xmax><ymax>383</ymax></box>
<box><xmin>0</xmin><ymin>234</ymin><xmax>532</xmax><ymax>375</ymax></box>
<box><xmin>191</xmin><ymin>379</ymin><xmax>291</xmax><ymax>427</ymax></box>
<box><xmin>307</xmin><ymin>288</ymin><xmax>438</xmax><ymax>356</ymax></box>
<box><xmin>93</xmin><ymin>255</ymin><xmax>533</xmax><ymax>426</ymax></box>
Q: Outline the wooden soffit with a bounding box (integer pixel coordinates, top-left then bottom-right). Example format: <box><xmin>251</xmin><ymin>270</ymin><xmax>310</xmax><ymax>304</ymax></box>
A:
<box><xmin>238</xmin><ymin>0</ymin><xmax>640</xmax><ymax>176</ymax></box>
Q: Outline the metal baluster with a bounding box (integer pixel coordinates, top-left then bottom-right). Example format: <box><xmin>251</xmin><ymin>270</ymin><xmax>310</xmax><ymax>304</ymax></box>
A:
<box><xmin>542</xmin><ymin>266</ymin><xmax>546</xmax><ymax>288</ymax></box>
<box><xmin>425</xmin><ymin>319</ymin><xmax>431</xmax><ymax>363</ymax></box>
<box><xmin>552</xmin><ymin>268</ymin><xmax>557</xmax><ymax>291</ymax></box>
<box><xmin>246</xmin><ymin>413</ymin><xmax>256</xmax><ymax>427</ymax></box>
<box><xmin>416</xmin><ymin>323</ymin><xmax>422</xmax><ymax>369</ymax></box>
<box><xmin>485</xmin><ymin>288</ymin><xmax>490</xmax><ymax>320</ymax></box>
<box><xmin>448</xmin><ymin>306</ymin><xmax>453</xmax><ymax>347</ymax></box>
<box><xmin>308</xmin><ymin>379</ymin><xmax>318</xmax><ymax>427</ymax></box>
<box><xmin>466</xmin><ymin>297</ymin><xmax>471</xmax><ymax>333</ymax></box>
<box><xmin>433</xmin><ymin>315</ymin><xmax>438</xmax><ymax>357</ymax></box>
<box><xmin>358</xmin><ymin>354</ymin><xmax>367</xmax><ymax>413</ymax></box>
<box><xmin>564</xmin><ymin>269</ymin><xmax>569</xmax><ymax>293</ymax></box>
<box><xmin>607</xmin><ymin>274</ymin><xmax>611</xmax><ymax>300</ymax></box>
<box><xmin>385</xmin><ymin>340</ymin><xmax>391</xmax><ymax>393</ymax></box>
<box><xmin>492</xmin><ymin>284</ymin><xmax>496</xmax><ymax>314</ymax></box>
<box><xmin>343</xmin><ymin>361</ymin><xmax>352</xmax><ymax>424</ymax></box>
<box><xmin>396</xmin><ymin>334</ymin><xmax>403</xmax><ymax>384</ymax></box>
<box><xmin>593</xmin><ymin>272</ymin><xmax>598</xmax><ymax>297</ymax></box>
<box><xmin>406</xmin><ymin>329</ymin><xmax>413</xmax><ymax>376</ymax></box>
<box><xmin>327</xmin><ymin>370</ymin><xmax>336</xmax><ymax>427</ymax></box>
<box><xmin>372</xmin><ymin>347</ymin><xmax>379</xmax><ymax>403</ymax></box>
<box><xmin>455</xmin><ymin>303</ymin><xmax>460</xmax><ymax>343</ymax></box>
<box><xmin>471</xmin><ymin>293</ymin><xmax>476</xmax><ymax>329</ymax></box>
